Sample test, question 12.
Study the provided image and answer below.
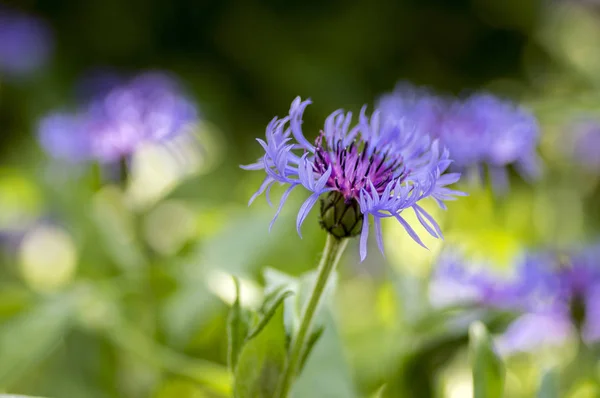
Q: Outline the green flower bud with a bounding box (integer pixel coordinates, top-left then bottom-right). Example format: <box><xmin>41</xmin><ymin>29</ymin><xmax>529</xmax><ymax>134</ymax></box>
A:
<box><xmin>319</xmin><ymin>191</ymin><xmax>363</xmax><ymax>239</ymax></box>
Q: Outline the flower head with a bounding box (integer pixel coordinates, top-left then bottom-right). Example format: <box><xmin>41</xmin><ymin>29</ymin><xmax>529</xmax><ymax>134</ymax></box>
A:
<box><xmin>0</xmin><ymin>7</ymin><xmax>52</xmax><ymax>77</ymax></box>
<box><xmin>243</xmin><ymin>97</ymin><xmax>465</xmax><ymax>260</ymax></box>
<box><xmin>429</xmin><ymin>250</ymin><xmax>519</xmax><ymax>308</ymax></box>
<box><xmin>430</xmin><ymin>244</ymin><xmax>600</xmax><ymax>355</ymax></box>
<box><xmin>378</xmin><ymin>84</ymin><xmax>541</xmax><ymax>193</ymax></box>
<box><xmin>38</xmin><ymin>71</ymin><xmax>199</xmax><ymax>164</ymax></box>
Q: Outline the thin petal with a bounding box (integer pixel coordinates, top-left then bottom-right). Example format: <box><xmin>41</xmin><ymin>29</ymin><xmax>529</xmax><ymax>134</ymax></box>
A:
<box><xmin>269</xmin><ymin>184</ymin><xmax>297</xmax><ymax>231</ymax></box>
<box><xmin>394</xmin><ymin>214</ymin><xmax>428</xmax><ymax>249</ymax></box>
<box><xmin>248</xmin><ymin>177</ymin><xmax>273</xmax><ymax>206</ymax></box>
<box><xmin>360</xmin><ymin>213</ymin><xmax>370</xmax><ymax>261</ymax></box>
<box><xmin>296</xmin><ymin>191</ymin><xmax>322</xmax><ymax>237</ymax></box>
<box><xmin>289</xmin><ymin>97</ymin><xmax>315</xmax><ymax>152</ymax></box>
<box><xmin>413</xmin><ymin>204</ymin><xmax>442</xmax><ymax>239</ymax></box>
<box><xmin>373</xmin><ymin>216</ymin><xmax>385</xmax><ymax>255</ymax></box>
<box><xmin>240</xmin><ymin>162</ymin><xmax>264</xmax><ymax>170</ymax></box>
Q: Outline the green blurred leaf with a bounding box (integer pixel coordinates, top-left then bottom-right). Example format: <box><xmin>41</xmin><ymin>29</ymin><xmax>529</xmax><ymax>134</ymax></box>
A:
<box><xmin>369</xmin><ymin>385</ymin><xmax>387</xmax><ymax>398</ymax></box>
<box><xmin>0</xmin><ymin>395</ymin><xmax>48</xmax><ymax>398</ymax></box>
<box><xmin>106</xmin><ymin>313</ymin><xmax>231</xmax><ymax>396</ymax></box>
<box><xmin>228</xmin><ymin>276</ymin><xmax>251</xmax><ymax>372</ymax></box>
<box><xmin>247</xmin><ymin>286</ymin><xmax>293</xmax><ymax>340</ymax></box>
<box><xmin>91</xmin><ymin>186</ymin><xmax>146</xmax><ymax>272</ymax></box>
<box><xmin>261</xmin><ymin>268</ymin><xmax>354</xmax><ymax>397</ymax></box>
<box><xmin>469</xmin><ymin>321</ymin><xmax>505</xmax><ymax>398</ymax></box>
<box><xmin>0</xmin><ymin>287</ymin><xmax>33</xmax><ymax>321</ymax></box>
<box><xmin>233</xmin><ymin>296</ymin><xmax>287</xmax><ymax>398</ymax></box>
<box><xmin>162</xmin><ymin>208</ymin><xmax>292</xmax><ymax>346</ymax></box>
<box><xmin>537</xmin><ymin>368</ymin><xmax>559</xmax><ymax>398</ymax></box>
<box><xmin>0</xmin><ymin>295</ymin><xmax>75</xmax><ymax>389</ymax></box>
<box><xmin>298</xmin><ymin>325</ymin><xmax>323</xmax><ymax>374</ymax></box>
<box><xmin>293</xmin><ymin>311</ymin><xmax>357</xmax><ymax>398</ymax></box>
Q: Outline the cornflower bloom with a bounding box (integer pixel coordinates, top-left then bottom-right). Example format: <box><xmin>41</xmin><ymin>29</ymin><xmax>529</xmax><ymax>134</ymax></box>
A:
<box><xmin>430</xmin><ymin>245</ymin><xmax>600</xmax><ymax>355</ymax></box>
<box><xmin>0</xmin><ymin>7</ymin><xmax>52</xmax><ymax>77</ymax></box>
<box><xmin>429</xmin><ymin>250</ymin><xmax>520</xmax><ymax>309</ymax></box>
<box><xmin>378</xmin><ymin>84</ymin><xmax>541</xmax><ymax>192</ymax></box>
<box><xmin>38</xmin><ymin>72</ymin><xmax>199</xmax><ymax>165</ymax></box>
<box><xmin>243</xmin><ymin>97</ymin><xmax>465</xmax><ymax>260</ymax></box>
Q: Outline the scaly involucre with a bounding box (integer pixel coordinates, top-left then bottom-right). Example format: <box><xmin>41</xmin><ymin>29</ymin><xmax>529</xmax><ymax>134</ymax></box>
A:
<box><xmin>243</xmin><ymin>97</ymin><xmax>465</xmax><ymax>260</ymax></box>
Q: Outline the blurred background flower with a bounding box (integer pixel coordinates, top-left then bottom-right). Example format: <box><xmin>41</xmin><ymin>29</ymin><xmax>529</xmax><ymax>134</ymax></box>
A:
<box><xmin>379</xmin><ymin>86</ymin><xmax>541</xmax><ymax>193</ymax></box>
<box><xmin>38</xmin><ymin>71</ymin><xmax>199</xmax><ymax>165</ymax></box>
<box><xmin>0</xmin><ymin>7</ymin><xmax>52</xmax><ymax>79</ymax></box>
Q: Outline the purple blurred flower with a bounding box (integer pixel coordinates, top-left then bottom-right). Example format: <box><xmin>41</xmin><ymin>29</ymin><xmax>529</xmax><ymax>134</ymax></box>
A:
<box><xmin>377</xmin><ymin>83</ymin><xmax>446</xmax><ymax>137</ymax></box>
<box><xmin>38</xmin><ymin>71</ymin><xmax>199</xmax><ymax>164</ymax></box>
<box><xmin>243</xmin><ymin>97</ymin><xmax>465</xmax><ymax>260</ymax></box>
<box><xmin>568</xmin><ymin>120</ymin><xmax>600</xmax><ymax>172</ymax></box>
<box><xmin>495</xmin><ymin>312</ymin><xmax>574</xmax><ymax>355</ymax></box>
<box><xmin>431</xmin><ymin>244</ymin><xmax>600</xmax><ymax>355</ymax></box>
<box><xmin>429</xmin><ymin>250</ymin><xmax>518</xmax><ymax>308</ymax></box>
<box><xmin>378</xmin><ymin>84</ymin><xmax>541</xmax><ymax>192</ymax></box>
<box><xmin>0</xmin><ymin>7</ymin><xmax>52</xmax><ymax>77</ymax></box>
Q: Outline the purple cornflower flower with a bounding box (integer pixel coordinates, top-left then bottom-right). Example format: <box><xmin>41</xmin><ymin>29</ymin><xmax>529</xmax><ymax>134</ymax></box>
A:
<box><xmin>243</xmin><ymin>97</ymin><xmax>465</xmax><ymax>260</ymax></box>
<box><xmin>38</xmin><ymin>71</ymin><xmax>199</xmax><ymax>164</ymax></box>
<box><xmin>377</xmin><ymin>83</ymin><xmax>446</xmax><ymax>137</ymax></box>
<box><xmin>0</xmin><ymin>7</ymin><xmax>52</xmax><ymax>77</ymax></box>
<box><xmin>430</xmin><ymin>244</ymin><xmax>600</xmax><ymax>355</ymax></box>
<box><xmin>429</xmin><ymin>250</ymin><xmax>521</xmax><ymax>309</ymax></box>
<box><xmin>378</xmin><ymin>84</ymin><xmax>541</xmax><ymax>193</ymax></box>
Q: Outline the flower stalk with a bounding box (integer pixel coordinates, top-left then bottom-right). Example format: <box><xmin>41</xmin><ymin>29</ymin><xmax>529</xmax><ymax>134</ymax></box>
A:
<box><xmin>276</xmin><ymin>234</ymin><xmax>348</xmax><ymax>398</ymax></box>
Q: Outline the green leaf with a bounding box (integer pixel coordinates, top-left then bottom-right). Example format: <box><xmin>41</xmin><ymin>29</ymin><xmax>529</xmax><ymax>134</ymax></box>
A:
<box><xmin>469</xmin><ymin>321</ymin><xmax>505</xmax><ymax>398</ymax></box>
<box><xmin>0</xmin><ymin>295</ymin><xmax>74</xmax><ymax>388</ymax></box>
<box><xmin>537</xmin><ymin>368</ymin><xmax>559</xmax><ymax>398</ymax></box>
<box><xmin>228</xmin><ymin>276</ymin><xmax>251</xmax><ymax>372</ymax></box>
<box><xmin>246</xmin><ymin>286</ymin><xmax>294</xmax><ymax>340</ymax></box>
<box><xmin>369</xmin><ymin>385</ymin><xmax>387</xmax><ymax>398</ymax></box>
<box><xmin>298</xmin><ymin>325</ymin><xmax>324</xmax><ymax>373</ymax></box>
<box><xmin>233</xmin><ymin>296</ymin><xmax>287</xmax><ymax>398</ymax></box>
<box><xmin>91</xmin><ymin>186</ymin><xmax>146</xmax><ymax>272</ymax></box>
<box><xmin>293</xmin><ymin>311</ymin><xmax>357</xmax><ymax>398</ymax></box>
<box><xmin>0</xmin><ymin>395</ymin><xmax>48</xmax><ymax>398</ymax></box>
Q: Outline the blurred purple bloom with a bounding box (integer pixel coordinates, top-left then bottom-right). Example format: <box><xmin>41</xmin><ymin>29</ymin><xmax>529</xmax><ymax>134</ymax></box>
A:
<box><xmin>431</xmin><ymin>243</ymin><xmax>600</xmax><ymax>355</ymax></box>
<box><xmin>569</xmin><ymin>120</ymin><xmax>600</xmax><ymax>172</ymax></box>
<box><xmin>0</xmin><ymin>8</ymin><xmax>52</xmax><ymax>77</ymax></box>
<box><xmin>243</xmin><ymin>97</ymin><xmax>465</xmax><ymax>260</ymax></box>
<box><xmin>429</xmin><ymin>251</ymin><xmax>518</xmax><ymax>308</ymax></box>
<box><xmin>38</xmin><ymin>113</ymin><xmax>90</xmax><ymax>163</ymax></box>
<box><xmin>378</xmin><ymin>84</ymin><xmax>541</xmax><ymax>192</ymax></box>
<box><xmin>495</xmin><ymin>312</ymin><xmax>574</xmax><ymax>355</ymax></box>
<box><xmin>377</xmin><ymin>83</ymin><xmax>446</xmax><ymax>137</ymax></box>
<box><xmin>38</xmin><ymin>71</ymin><xmax>199</xmax><ymax>164</ymax></box>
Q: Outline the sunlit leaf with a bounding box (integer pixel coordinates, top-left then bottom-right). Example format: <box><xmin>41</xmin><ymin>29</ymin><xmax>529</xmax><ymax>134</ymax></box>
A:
<box><xmin>0</xmin><ymin>395</ymin><xmax>48</xmax><ymax>398</ymax></box>
<box><xmin>537</xmin><ymin>368</ymin><xmax>559</xmax><ymax>398</ymax></box>
<box><xmin>0</xmin><ymin>295</ymin><xmax>75</xmax><ymax>389</ymax></box>
<box><xmin>105</xmin><ymin>313</ymin><xmax>231</xmax><ymax>396</ymax></box>
<box><xmin>293</xmin><ymin>311</ymin><xmax>357</xmax><ymax>398</ymax></box>
<box><xmin>247</xmin><ymin>286</ymin><xmax>293</xmax><ymax>340</ymax></box>
<box><xmin>228</xmin><ymin>277</ymin><xmax>251</xmax><ymax>371</ymax></box>
<box><xmin>469</xmin><ymin>321</ymin><xmax>505</xmax><ymax>398</ymax></box>
<box><xmin>298</xmin><ymin>325</ymin><xmax>323</xmax><ymax>373</ymax></box>
<box><xmin>233</xmin><ymin>296</ymin><xmax>287</xmax><ymax>398</ymax></box>
<box><xmin>91</xmin><ymin>186</ymin><xmax>146</xmax><ymax>272</ymax></box>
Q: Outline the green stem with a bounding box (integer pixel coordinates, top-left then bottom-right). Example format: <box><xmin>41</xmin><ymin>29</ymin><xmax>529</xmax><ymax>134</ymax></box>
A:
<box><xmin>276</xmin><ymin>234</ymin><xmax>348</xmax><ymax>398</ymax></box>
